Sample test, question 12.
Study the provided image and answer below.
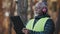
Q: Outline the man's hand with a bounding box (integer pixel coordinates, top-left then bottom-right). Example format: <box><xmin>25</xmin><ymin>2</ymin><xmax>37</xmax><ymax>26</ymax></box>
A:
<box><xmin>22</xmin><ymin>28</ymin><xmax>29</xmax><ymax>34</ymax></box>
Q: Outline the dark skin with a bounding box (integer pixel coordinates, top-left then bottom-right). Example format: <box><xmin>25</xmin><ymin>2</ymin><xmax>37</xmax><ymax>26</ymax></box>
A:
<box><xmin>22</xmin><ymin>28</ymin><xmax>29</xmax><ymax>34</ymax></box>
<box><xmin>34</xmin><ymin>5</ymin><xmax>43</xmax><ymax>16</ymax></box>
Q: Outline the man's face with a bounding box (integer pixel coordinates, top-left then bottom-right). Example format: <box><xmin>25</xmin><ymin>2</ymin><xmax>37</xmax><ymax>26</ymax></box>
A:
<box><xmin>34</xmin><ymin>4</ymin><xmax>42</xmax><ymax>15</ymax></box>
<box><xmin>34</xmin><ymin>2</ymin><xmax>47</xmax><ymax>16</ymax></box>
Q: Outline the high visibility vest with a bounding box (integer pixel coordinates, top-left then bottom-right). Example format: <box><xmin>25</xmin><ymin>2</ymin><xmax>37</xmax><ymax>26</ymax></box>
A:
<box><xmin>26</xmin><ymin>17</ymin><xmax>49</xmax><ymax>32</ymax></box>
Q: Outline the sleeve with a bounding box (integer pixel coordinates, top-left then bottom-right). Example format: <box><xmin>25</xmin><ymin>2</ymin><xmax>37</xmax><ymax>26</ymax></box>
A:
<box><xmin>44</xmin><ymin>19</ymin><xmax>55</xmax><ymax>34</ymax></box>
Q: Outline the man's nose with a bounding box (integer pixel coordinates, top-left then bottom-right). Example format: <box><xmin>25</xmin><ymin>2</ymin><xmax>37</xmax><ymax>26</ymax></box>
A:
<box><xmin>35</xmin><ymin>8</ymin><xmax>40</xmax><ymax>11</ymax></box>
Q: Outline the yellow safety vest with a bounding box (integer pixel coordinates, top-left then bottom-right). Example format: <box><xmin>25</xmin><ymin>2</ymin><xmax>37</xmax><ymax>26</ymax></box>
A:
<box><xmin>26</xmin><ymin>17</ymin><xmax>49</xmax><ymax>32</ymax></box>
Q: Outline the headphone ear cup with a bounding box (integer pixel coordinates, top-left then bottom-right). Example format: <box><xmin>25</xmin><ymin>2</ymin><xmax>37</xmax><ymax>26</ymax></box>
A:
<box><xmin>42</xmin><ymin>7</ymin><xmax>47</xmax><ymax>13</ymax></box>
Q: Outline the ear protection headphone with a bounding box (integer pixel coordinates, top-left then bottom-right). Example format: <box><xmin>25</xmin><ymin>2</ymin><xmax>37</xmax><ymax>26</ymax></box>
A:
<box><xmin>41</xmin><ymin>7</ymin><xmax>47</xmax><ymax>13</ymax></box>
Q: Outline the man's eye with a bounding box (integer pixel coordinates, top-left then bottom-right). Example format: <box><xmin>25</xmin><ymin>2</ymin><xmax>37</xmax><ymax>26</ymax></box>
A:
<box><xmin>35</xmin><ymin>7</ymin><xmax>41</xmax><ymax>11</ymax></box>
<box><xmin>36</xmin><ymin>7</ymin><xmax>40</xmax><ymax>9</ymax></box>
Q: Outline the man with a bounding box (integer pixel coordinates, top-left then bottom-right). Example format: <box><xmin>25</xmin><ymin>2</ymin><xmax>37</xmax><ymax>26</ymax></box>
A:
<box><xmin>22</xmin><ymin>2</ymin><xmax>55</xmax><ymax>34</ymax></box>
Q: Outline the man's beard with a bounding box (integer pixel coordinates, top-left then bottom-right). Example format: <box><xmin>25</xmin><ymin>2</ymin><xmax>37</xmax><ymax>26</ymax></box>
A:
<box><xmin>34</xmin><ymin>13</ymin><xmax>39</xmax><ymax>16</ymax></box>
<box><xmin>34</xmin><ymin>11</ymin><xmax>43</xmax><ymax>17</ymax></box>
<box><xmin>34</xmin><ymin>11</ymin><xmax>39</xmax><ymax>17</ymax></box>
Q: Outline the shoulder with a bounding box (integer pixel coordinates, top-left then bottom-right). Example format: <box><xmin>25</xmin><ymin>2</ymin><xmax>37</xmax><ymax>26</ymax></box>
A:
<box><xmin>46</xmin><ymin>19</ymin><xmax>54</xmax><ymax>25</ymax></box>
<box><xmin>45</xmin><ymin>18</ymin><xmax>55</xmax><ymax>28</ymax></box>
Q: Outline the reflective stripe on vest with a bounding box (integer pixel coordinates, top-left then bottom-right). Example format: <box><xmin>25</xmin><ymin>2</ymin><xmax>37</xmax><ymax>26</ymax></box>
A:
<box><xmin>26</xmin><ymin>17</ymin><xmax>49</xmax><ymax>32</ymax></box>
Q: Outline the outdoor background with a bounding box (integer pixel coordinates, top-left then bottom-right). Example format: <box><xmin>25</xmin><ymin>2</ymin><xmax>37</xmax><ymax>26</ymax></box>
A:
<box><xmin>0</xmin><ymin>0</ymin><xmax>60</xmax><ymax>34</ymax></box>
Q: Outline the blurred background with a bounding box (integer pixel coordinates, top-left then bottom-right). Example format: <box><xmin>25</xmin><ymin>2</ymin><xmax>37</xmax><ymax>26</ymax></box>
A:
<box><xmin>0</xmin><ymin>0</ymin><xmax>60</xmax><ymax>34</ymax></box>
